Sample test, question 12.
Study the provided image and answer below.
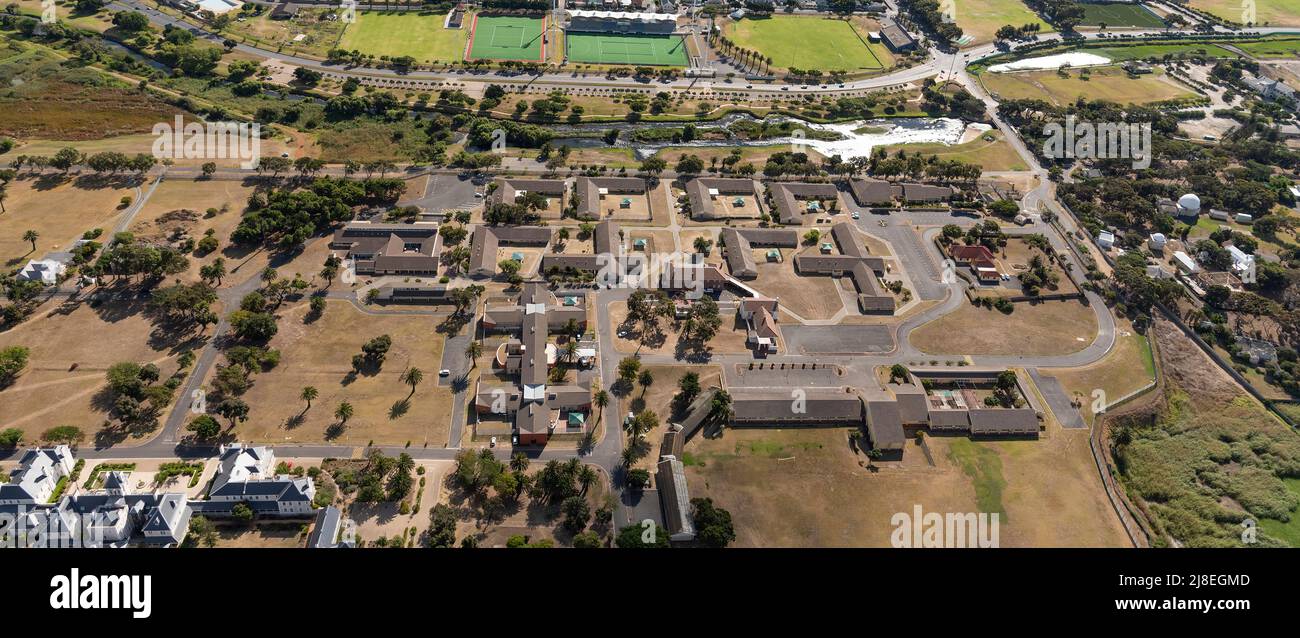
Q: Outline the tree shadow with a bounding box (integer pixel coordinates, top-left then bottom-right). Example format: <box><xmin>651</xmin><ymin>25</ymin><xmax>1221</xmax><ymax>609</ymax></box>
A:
<box><xmin>389</xmin><ymin>398</ymin><xmax>410</xmax><ymax>420</ymax></box>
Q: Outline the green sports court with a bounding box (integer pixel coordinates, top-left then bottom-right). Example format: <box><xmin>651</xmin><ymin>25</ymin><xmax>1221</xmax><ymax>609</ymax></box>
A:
<box><xmin>466</xmin><ymin>15</ymin><xmax>546</xmax><ymax>61</ymax></box>
<box><xmin>564</xmin><ymin>33</ymin><xmax>688</xmax><ymax>66</ymax></box>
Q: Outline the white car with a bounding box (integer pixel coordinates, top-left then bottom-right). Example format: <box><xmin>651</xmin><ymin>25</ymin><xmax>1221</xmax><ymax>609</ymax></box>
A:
<box><xmin>851</xmin><ymin>212</ymin><xmax>860</xmax><ymax>220</ymax></box>
<box><xmin>439</xmin><ymin>368</ymin><xmax>451</xmax><ymax>377</ymax></box>
<box><xmin>490</xmin><ymin>436</ymin><xmax>497</xmax><ymax>448</ymax></box>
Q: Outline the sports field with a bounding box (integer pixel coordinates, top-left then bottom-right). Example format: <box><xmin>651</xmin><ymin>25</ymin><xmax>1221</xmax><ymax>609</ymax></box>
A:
<box><xmin>338</xmin><ymin>11</ymin><xmax>468</xmax><ymax>62</ymax></box>
<box><xmin>951</xmin><ymin>0</ymin><xmax>1052</xmax><ymax>46</ymax></box>
<box><xmin>1077</xmin><ymin>3</ymin><xmax>1167</xmax><ymax>27</ymax></box>
<box><xmin>467</xmin><ymin>15</ymin><xmax>546</xmax><ymax>61</ymax></box>
<box><xmin>565</xmin><ymin>33</ymin><xmax>688</xmax><ymax>66</ymax></box>
<box><xmin>981</xmin><ymin>65</ymin><xmax>1199</xmax><ymax>106</ymax></box>
<box><xmin>723</xmin><ymin>16</ymin><xmax>891</xmax><ymax>72</ymax></box>
<box><xmin>1190</xmin><ymin>0</ymin><xmax>1300</xmax><ymax>26</ymax></box>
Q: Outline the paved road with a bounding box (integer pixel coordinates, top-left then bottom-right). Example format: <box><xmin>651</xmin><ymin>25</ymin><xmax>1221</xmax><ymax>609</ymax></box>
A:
<box><xmin>1028</xmin><ymin>369</ymin><xmax>1088</xmax><ymax>430</ymax></box>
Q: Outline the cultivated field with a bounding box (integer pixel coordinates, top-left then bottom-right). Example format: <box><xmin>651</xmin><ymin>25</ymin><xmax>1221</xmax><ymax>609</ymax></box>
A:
<box><xmin>1077</xmin><ymin>3</ymin><xmax>1167</xmax><ymax>27</ymax></box>
<box><xmin>466</xmin><ymin>15</ymin><xmax>545</xmax><ymax>62</ymax></box>
<box><xmin>722</xmin><ymin>16</ymin><xmax>892</xmax><ymax>73</ymax></box>
<box><xmin>981</xmin><ymin>66</ymin><xmax>1199</xmax><ymax>106</ymax></box>
<box><xmin>909</xmin><ymin>298</ymin><xmax>1099</xmax><ymax>356</ymax></box>
<box><xmin>0</xmin><ymin>175</ymin><xmax>134</xmax><ymax>267</ymax></box>
<box><xmin>339</xmin><ymin>11</ymin><xmax>468</xmax><ymax>63</ymax></box>
<box><xmin>880</xmin><ymin>130</ymin><xmax>1028</xmax><ymax>171</ymax></box>
<box><xmin>566</xmin><ymin>33</ymin><xmax>688</xmax><ymax>66</ymax></box>
<box><xmin>0</xmin><ymin>299</ymin><xmax>196</xmax><ymax>445</ymax></box>
<box><xmin>227</xmin><ymin>300</ymin><xmax>454</xmax><ymax>447</ymax></box>
<box><xmin>683</xmin><ymin>424</ymin><xmax>1127</xmax><ymax>547</ymax></box>
<box><xmin>1190</xmin><ymin>0</ymin><xmax>1300</xmax><ymax>25</ymax></box>
<box><xmin>952</xmin><ymin>0</ymin><xmax>1052</xmax><ymax>46</ymax></box>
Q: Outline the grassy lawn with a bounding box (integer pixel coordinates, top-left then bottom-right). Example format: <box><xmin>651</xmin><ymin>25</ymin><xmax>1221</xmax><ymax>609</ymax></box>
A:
<box><xmin>466</xmin><ymin>14</ymin><xmax>545</xmax><ymax>62</ymax></box>
<box><xmin>880</xmin><ymin>129</ymin><xmax>1028</xmax><ymax>171</ymax></box>
<box><xmin>1190</xmin><ymin>0</ymin><xmax>1300</xmax><ymax>25</ymax></box>
<box><xmin>1082</xmin><ymin>42</ymin><xmax>1242</xmax><ymax>61</ymax></box>
<box><xmin>338</xmin><ymin>11</ymin><xmax>467</xmax><ymax>62</ymax></box>
<box><xmin>1078</xmin><ymin>3</ymin><xmax>1167</xmax><ymax>27</ymax></box>
<box><xmin>723</xmin><ymin>15</ymin><xmax>892</xmax><ymax>72</ymax></box>
<box><xmin>982</xmin><ymin>65</ymin><xmax>1199</xmax><ymax>106</ymax></box>
<box><xmin>952</xmin><ymin>0</ymin><xmax>1052</xmax><ymax>46</ymax></box>
<box><xmin>1232</xmin><ymin>36</ymin><xmax>1300</xmax><ymax>57</ymax></box>
<box><xmin>909</xmin><ymin>299</ymin><xmax>1099</xmax><ymax>356</ymax></box>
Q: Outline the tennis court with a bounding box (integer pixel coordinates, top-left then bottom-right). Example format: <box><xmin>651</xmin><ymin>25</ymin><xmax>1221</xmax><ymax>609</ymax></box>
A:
<box><xmin>467</xmin><ymin>15</ymin><xmax>546</xmax><ymax>61</ymax></box>
<box><xmin>565</xmin><ymin>33</ymin><xmax>688</xmax><ymax>66</ymax></box>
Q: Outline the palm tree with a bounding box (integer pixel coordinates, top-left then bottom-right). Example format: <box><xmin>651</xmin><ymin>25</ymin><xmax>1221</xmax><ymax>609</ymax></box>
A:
<box><xmin>300</xmin><ymin>386</ymin><xmax>318</xmax><ymax>411</ymax></box>
<box><xmin>638</xmin><ymin>369</ymin><xmax>654</xmax><ymax>397</ymax></box>
<box><xmin>562</xmin><ymin>340</ymin><xmax>579</xmax><ymax>364</ymax></box>
<box><xmin>335</xmin><ymin>401</ymin><xmax>354</xmax><ymax>425</ymax></box>
<box><xmin>401</xmin><ymin>367</ymin><xmax>423</xmax><ymax>397</ymax></box>
<box><xmin>577</xmin><ymin>465</ymin><xmax>598</xmax><ymax>495</ymax></box>
<box><xmin>594</xmin><ymin>389</ymin><xmax>609</xmax><ymax>417</ymax></box>
<box><xmin>510</xmin><ymin>451</ymin><xmax>529</xmax><ymax>474</ymax></box>
<box><xmin>22</xmin><ymin>229</ymin><xmax>38</xmax><ymax>254</ymax></box>
<box><xmin>465</xmin><ymin>341</ymin><xmax>482</xmax><ymax>367</ymax></box>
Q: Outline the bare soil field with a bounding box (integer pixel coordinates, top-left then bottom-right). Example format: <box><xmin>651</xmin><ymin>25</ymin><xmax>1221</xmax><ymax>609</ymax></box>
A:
<box><xmin>128</xmin><ymin>179</ymin><xmax>259</xmax><ymax>283</ymax></box>
<box><xmin>0</xmin><ymin>298</ymin><xmax>198</xmax><ymax>445</ymax></box>
<box><xmin>229</xmin><ymin>300</ymin><xmax>453</xmax><ymax>447</ymax></box>
<box><xmin>909</xmin><ymin>298</ymin><xmax>1099</xmax><ymax>356</ymax></box>
<box><xmin>212</xmin><ymin>522</ymin><xmax>308</xmax><ymax>548</ymax></box>
<box><xmin>1048</xmin><ymin>316</ymin><xmax>1156</xmax><ymax>424</ymax></box>
<box><xmin>684</xmin><ymin>424</ymin><xmax>1127</xmax><ymax>547</ymax></box>
<box><xmin>0</xmin><ymin>175</ymin><xmax>135</xmax><ymax>267</ymax></box>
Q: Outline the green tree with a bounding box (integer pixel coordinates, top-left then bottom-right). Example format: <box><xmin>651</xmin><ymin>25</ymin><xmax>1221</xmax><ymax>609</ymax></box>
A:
<box><xmin>335</xmin><ymin>401</ymin><xmax>354</xmax><ymax>425</ymax></box>
<box><xmin>300</xmin><ymin>386</ymin><xmax>318</xmax><ymax>410</ymax></box>
<box><xmin>401</xmin><ymin>367</ymin><xmax>423</xmax><ymax>397</ymax></box>
<box><xmin>188</xmin><ymin>414</ymin><xmax>221</xmax><ymax>439</ymax></box>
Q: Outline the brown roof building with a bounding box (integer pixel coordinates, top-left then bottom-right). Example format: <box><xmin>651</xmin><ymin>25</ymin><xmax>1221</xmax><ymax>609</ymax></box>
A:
<box><xmin>331</xmin><ymin>222</ymin><xmax>442</xmax><ymax>276</ymax></box>
<box><xmin>469</xmin><ymin>225</ymin><xmax>553</xmax><ymax>277</ymax></box>
<box><xmin>574</xmin><ymin>177</ymin><xmax>647</xmax><ymax>219</ymax></box>
<box><xmin>687</xmin><ymin>178</ymin><xmax>761</xmax><ymax>220</ymax></box>
<box><xmin>720</xmin><ymin>227</ymin><xmax>798</xmax><ymax>279</ymax></box>
<box><xmin>793</xmin><ymin>223</ymin><xmax>893</xmax><ymax>313</ymax></box>
<box><xmin>489</xmin><ymin>177</ymin><xmax>567</xmax><ymax>208</ymax></box>
<box><xmin>768</xmin><ymin>182</ymin><xmax>840</xmax><ymax>224</ymax></box>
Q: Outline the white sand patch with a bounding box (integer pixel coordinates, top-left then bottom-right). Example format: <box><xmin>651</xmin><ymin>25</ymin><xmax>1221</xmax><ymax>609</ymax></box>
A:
<box><xmin>988</xmin><ymin>52</ymin><xmax>1111</xmax><ymax>73</ymax></box>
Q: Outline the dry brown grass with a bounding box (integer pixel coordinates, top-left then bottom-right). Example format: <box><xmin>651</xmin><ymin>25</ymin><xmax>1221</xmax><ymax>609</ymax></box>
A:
<box><xmin>748</xmin><ymin>248</ymin><xmax>846</xmax><ymax>321</ymax></box>
<box><xmin>909</xmin><ymin>298</ymin><xmax>1099</xmax><ymax>356</ymax></box>
<box><xmin>618</xmin><ymin>364</ymin><xmax>722</xmax><ymax>472</ymax></box>
<box><xmin>0</xmin><ymin>298</ymin><xmax>197</xmax><ymax>444</ymax></box>
<box><xmin>683</xmin><ymin>423</ymin><xmax>1128</xmax><ymax>547</ymax></box>
<box><xmin>0</xmin><ymin>175</ymin><xmax>135</xmax><ymax>266</ymax></box>
<box><xmin>607</xmin><ymin>300</ymin><xmax>751</xmax><ymax>356</ymax></box>
<box><xmin>228</xmin><ymin>300</ymin><xmax>454</xmax><ymax>447</ymax></box>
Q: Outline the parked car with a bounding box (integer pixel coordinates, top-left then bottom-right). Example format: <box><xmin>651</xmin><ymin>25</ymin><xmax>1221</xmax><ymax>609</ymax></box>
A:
<box><xmin>439</xmin><ymin>369</ymin><xmax>451</xmax><ymax>377</ymax></box>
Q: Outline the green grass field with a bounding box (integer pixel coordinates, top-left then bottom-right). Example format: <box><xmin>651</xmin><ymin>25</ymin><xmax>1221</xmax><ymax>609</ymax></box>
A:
<box><xmin>723</xmin><ymin>16</ymin><xmax>890</xmax><ymax>72</ymax></box>
<box><xmin>1232</xmin><ymin>36</ymin><xmax>1300</xmax><ymax>57</ymax></box>
<box><xmin>338</xmin><ymin>11</ymin><xmax>468</xmax><ymax>62</ymax></box>
<box><xmin>1077</xmin><ymin>3</ymin><xmax>1167</xmax><ymax>27</ymax></box>
<box><xmin>1190</xmin><ymin>0</ymin><xmax>1300</xmax><ymax>26</ymax></box>
<box><xmin>565</xmin><ymin>33</ymin><xmax>688</xmax><ymax>66</ymax></box>
<box><xmin>467</xmin><ymin>15</ymin><xmax>546</xmax><ymax>61</ymax></box>
<box><xmin>952</xmin><ymin>0</ymin><xmax>1052</xmax><ymax>45</ymax></box>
